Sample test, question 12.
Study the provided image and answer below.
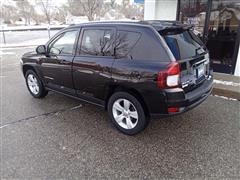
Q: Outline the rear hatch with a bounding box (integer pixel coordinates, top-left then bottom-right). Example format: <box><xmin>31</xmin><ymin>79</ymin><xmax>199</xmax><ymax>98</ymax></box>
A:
<box><xmin>159</xmin><ymin>28</ymin><xmax>210</xmax><ymax>92</ymax></box>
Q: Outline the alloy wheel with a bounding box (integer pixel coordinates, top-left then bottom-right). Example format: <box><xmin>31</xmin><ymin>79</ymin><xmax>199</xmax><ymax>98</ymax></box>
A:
<box><xmin>112</xmin><ymin>98</ymin><xmax>138</xmax><ymax>130</ymax></box>
<box><xmin>27</xmin><ymin>74</ymin><xmax>40</xmax><ymax>95</ymax></box>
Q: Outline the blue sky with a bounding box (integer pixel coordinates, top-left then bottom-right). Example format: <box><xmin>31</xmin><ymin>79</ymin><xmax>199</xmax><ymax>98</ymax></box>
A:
<box><xmin>135</xmin><ymin>0</ymin><xmax>144</xmax><ymax>4</ymax></box>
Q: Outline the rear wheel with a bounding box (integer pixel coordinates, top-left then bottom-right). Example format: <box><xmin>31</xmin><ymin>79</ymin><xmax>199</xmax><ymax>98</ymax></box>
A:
<box><xmin>108</xmin><ymin>92</ymin><xmax>148</xmax><ymax>135</ymax></box>
<box><xmin>25</xmin><ymin>70</ymin><xmax>48</xmax><ymax>98</ymax></box>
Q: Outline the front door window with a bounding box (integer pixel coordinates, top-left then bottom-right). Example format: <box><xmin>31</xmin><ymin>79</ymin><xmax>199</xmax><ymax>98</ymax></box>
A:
<box><xmin>49</xmin><ymin>30</ymin><xmax>78</xmax><ymax>55</ymax></box>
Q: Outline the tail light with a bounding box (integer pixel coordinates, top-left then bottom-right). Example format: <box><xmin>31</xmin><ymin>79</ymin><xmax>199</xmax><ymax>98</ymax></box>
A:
<box><xmin>157</xmin><ymin>62</ymin><xmax>180</xmax><ymax>88</ymax></box>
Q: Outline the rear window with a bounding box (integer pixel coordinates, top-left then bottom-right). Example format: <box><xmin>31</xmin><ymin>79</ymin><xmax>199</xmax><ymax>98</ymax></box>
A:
<box><xmin>162</xmin><ymin>30</ymin><xmax>205</xmax><ymax>60</ymax></box>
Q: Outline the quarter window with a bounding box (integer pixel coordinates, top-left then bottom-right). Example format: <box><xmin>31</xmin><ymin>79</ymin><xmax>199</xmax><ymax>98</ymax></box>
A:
<box><xmin>49</xmin><ymin>30</ymin><xmax>78</xmax><ymax>55</ymax></box>
<box><xmin>115</xmin><ymin>30</ymin><xmax>141</xmax><ymax>58</ymax></box>
<box><xmin>80</xmin><ymin>29</ymin><xmax>114</xmax><ymax>56</ymax></box>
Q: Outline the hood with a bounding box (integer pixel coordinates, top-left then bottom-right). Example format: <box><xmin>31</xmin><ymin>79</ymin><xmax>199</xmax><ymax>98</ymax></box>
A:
<box><xmin>22</xmin><ymin>51</ymin><xmax>37</xmax><ymax>58</ymax></box>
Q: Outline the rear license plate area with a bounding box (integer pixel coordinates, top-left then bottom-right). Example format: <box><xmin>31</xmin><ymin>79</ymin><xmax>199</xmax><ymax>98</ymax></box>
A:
<box><xmin>195</xmin><ymin>63</ymin><xmax>205</xmax><ymax>79</ymax></box>
<box><xmin>194</xmin><ymin>63</ymin><xmax>206</xmax><ymax>83</ymax></box>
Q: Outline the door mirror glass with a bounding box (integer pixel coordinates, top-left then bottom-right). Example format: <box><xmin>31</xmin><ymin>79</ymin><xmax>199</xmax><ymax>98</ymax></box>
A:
<box><xmin>36</xmin><ymin>45</ymin><xmax>46</xmax><ymax>54</ymax></box>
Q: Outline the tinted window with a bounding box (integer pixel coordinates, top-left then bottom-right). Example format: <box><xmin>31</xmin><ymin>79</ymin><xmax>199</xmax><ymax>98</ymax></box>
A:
<box><xmin>49</xmin><ymin>30</ymin><xmax>78</xmax><ymax>55</ymax></box>
<box><xmin>115</xmin><ymin>30</ymin><xmax>141</xmax><ymax>58</ymax></box>
<box><xmin>80</xmin><ymin>29</ymin><xmax>114</xmax><ymax>56</ymax></box>
<box><xmin>162</xmin><ymin>30</ymin><xmax>205</xmax><ymax>60</ymax></box>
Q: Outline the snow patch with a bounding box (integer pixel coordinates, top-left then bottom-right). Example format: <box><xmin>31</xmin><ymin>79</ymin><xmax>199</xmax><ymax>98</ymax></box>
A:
<box><xmin>213</xmin><ymin>79</ymin><xmax>240</xmax><ymax>87</ymax></box>
<box><xmin>0</xmin><ymin>50</ymin><xmax>15</xmax><ymax>55</ymax></box>
<box><xmin>0</xmin><ymin>38</ymin><xmax>49</xmax><ymax>47</ymax></box>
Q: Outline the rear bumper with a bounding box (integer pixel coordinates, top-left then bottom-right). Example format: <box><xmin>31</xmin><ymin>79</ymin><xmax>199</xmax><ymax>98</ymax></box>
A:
<box><xmin>150</xmin><ymin>75</ymin><xmax>213</xmax><ymax>118</ymax></box>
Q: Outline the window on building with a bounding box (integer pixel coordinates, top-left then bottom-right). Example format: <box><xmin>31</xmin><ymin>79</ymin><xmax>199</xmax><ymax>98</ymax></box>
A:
<box><xmin>80</xmin><ymin>29</ymin><xmax>114</xmax><ymax>56</ymax></box>
<box><xmin>115</xmin><ymin>30</ymin><xmax>141</xmax><ymax>58</ymax></box>
<box><xmin>206</xmin><ymin>0</ymin><xmax>240</xmax><ymax>73</ymax></box>
<box><xmin>49</xmin><ymin>30</ymin><xmax>78</xmax><ymax>55</ymax></box>
<box><xmin>179</xmin><ymin>0</ymin><xmax>208</xmax><ymax>38</ymax></box>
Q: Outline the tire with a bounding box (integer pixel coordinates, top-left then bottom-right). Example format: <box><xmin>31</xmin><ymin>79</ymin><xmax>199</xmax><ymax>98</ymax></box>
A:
<box><xmin>25</xmin><ymin>70</ymin><xmax>48</xmax><ymax>98</ymax></box>
<box><xmin>108</xmin><ymin>92</ymin><xmax>148</xmax><ymax>135</ymax></box>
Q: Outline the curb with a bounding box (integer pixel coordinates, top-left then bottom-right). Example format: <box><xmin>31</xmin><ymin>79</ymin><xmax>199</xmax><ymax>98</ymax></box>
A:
<box><xmin>212</xmin><ymin>72</ymin><xmax>240</xmax><ymax>100</ymax></box>
<box><xmin>212</xmin><ymin>85</ymin><xmax>240</xmax><ymax>100</ymax></box>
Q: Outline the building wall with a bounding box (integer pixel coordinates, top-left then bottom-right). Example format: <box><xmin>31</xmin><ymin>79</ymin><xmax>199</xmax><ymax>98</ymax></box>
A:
<box><xmin>144</xmin><ymin>0</ymin><xmax>178</xmax><ymax>20</ymax></box>
<box><xmin>144</xmin><ymin>0</ymin><xmax>156</xmax><ymax>20</ymax></box>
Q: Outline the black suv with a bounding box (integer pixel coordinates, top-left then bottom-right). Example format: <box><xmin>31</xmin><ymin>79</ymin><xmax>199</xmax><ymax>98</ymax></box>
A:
<box><xmin>21</xmin><ymin>21</ymin><xmax>213</xmax><ymax>135</ymax></box>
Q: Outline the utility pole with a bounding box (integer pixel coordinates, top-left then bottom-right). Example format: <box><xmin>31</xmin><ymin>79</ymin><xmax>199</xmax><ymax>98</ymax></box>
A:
<box><xmin>1</xmin><ymin>26</ymin><xmax>6</xmax><ymax>44</ymax></box>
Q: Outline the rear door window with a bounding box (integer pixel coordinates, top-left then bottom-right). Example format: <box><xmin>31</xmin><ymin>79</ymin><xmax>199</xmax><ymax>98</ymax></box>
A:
<box><xmin>162</xmin><ymin>30</ymin><xmax>205</xmax><ymax>60</ymax></box>
<box><xmin>115</xmin><ymin>30</ymin><xmax>141</xmax><ymax>58</ymax></box>
<box><xmin>80</xmin><ymin>29</ymin><xmax>114</xmax><ymax>56</ymax></box>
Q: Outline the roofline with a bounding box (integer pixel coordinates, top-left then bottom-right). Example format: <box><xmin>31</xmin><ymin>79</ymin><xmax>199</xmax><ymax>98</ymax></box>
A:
<box><xmin>66</xmin><ymin>20</ymin><xmax>192</xmax><ymax>32</ymax></box>
<box><xmin>68</xmin><ymin>20</ymin><xmax>153</xmax><ymax>28</ymax></box>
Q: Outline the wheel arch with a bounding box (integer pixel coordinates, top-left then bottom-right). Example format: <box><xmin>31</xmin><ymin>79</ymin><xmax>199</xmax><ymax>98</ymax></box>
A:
<box><xmin>104</xmin><ymin>84</ymin><xmax>150</xmax><ymax>118</ymax></box>
<box><xmin>22</xmin><ymin>64</ymin><xmax>37</xmax><ymax>76</ymax></box>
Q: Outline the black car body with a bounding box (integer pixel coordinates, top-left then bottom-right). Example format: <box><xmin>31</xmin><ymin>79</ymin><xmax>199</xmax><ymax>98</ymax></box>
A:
<box><xmin>21</xmin><ymin>21</ymin><xmax>213</xmax><ymax>135</ymax></box>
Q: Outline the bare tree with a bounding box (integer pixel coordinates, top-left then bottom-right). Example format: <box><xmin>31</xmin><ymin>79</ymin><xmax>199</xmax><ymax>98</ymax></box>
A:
<box><xmin>109</xmin><ymin>0</ymin><xmax>116</xmax><ymax>9</ymax></box>
<box><xmin>120</xmin><ymin>4</ymin><xmax>144</xmax><ymax>20</ymax></box>
<box><xmin>32</xmin><ymin>13</ymin><xmax>45</xmax><ymax>25</ymax></box>
<box><xmin>68</xmin><ymin>0</ymin><xmax>103</xmax><ymax>21</ymax></box>
<box><xmin>52</xmin><ymin>5</ymin><xmax>69</xmax><ymax>24</ymax></box>
<box><xmin>0</xmin><ymin>5</ymin><xmax>19</xmax><ymax>24</ymax></box>
<box><xmin>36</xmin><ymin>0</ymin><xmax>52</xmax><ymax>24</ymax></box>
<box><xmin>16</xmin><ymin>0</ymin><xmax>35</xmax><ymax>25</ymax></box>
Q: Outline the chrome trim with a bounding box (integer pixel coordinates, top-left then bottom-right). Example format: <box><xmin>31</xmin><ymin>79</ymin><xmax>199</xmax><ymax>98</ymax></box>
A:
<box><xmin>44</xmin><ymin>76</ymin><xmax>54</xmax><ymax>80</ymax></box>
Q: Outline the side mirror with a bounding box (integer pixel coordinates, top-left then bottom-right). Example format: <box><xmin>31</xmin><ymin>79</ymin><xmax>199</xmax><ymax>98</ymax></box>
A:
<box><xmin>36</xmin><ymin>45</ymin><xmax>46</xmax><ymax>54</ymax></box>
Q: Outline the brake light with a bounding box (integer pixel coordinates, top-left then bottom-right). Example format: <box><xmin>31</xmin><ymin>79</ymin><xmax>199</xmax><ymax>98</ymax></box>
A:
<box><xmin>157</xmin><ymin>62</ymin><xmax>180</xmax><ymax>88</ymax></box>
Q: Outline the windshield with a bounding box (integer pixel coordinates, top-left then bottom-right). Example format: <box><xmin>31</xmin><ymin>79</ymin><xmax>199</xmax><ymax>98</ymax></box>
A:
<box><xmin>161</xmin><ymin>29</ymin><xmax>205</xmax><ymax>60</ymax></box>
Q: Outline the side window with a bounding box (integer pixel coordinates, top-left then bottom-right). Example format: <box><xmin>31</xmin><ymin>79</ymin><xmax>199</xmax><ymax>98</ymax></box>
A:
<box><xmin>80</xmin><ymin>29</ymin><xmax>114</xmax><ymax>56</ymax></box>
<box><xmin>115</xmin><ymin>30</ymin><xmax>141</xmax><ymax>58</ymax></box>
<box><xmin>49</xmin><ymin>30</ymin><xmax>78</xmax><ymax>55</ymax></box>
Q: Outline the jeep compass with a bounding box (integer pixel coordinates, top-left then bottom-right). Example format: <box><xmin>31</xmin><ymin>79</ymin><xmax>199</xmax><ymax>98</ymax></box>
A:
<box><xmin>21</xmin><ymin>21</ymin><xmax>213</xmax><ymax>135</ymax></box>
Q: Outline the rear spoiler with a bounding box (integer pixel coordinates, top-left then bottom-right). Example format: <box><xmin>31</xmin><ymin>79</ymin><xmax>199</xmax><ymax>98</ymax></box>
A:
<box><xmin>158</xmin><ymin>24</ymin><xmax>194</xmax><ymax>35</ymax></box>
<box><xmin>152</xmin><ymin>21</ymin><xmax>194</xmax><ymax>34</ymax></box>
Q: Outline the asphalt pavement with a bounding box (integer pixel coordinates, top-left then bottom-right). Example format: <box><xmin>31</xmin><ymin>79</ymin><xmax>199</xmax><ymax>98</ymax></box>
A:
<box><xmin>0</xmin><ymin>47</ymin><xmax>240</xmax><ymax>179</ymax></box>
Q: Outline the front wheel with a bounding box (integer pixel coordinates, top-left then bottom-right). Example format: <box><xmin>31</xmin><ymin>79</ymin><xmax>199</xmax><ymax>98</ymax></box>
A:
<box><xmin>108</xmin><ymin>92</ymin><xmax>148</xmax><ymax>135</ymax></box>
<box><xmin>25</xmin><ymin>70</ymin><xmax>48</xmax><ymax>98</ymax></box>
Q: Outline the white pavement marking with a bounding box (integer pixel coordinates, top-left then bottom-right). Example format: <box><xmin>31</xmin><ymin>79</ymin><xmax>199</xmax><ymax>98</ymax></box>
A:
<box><xmin>0</xmin><ymin>124</ymin><xmax>9</xmax><ymax>129</ymax></box>
<box><xmin>211</xmin><ymin>94</ymin><xmax>238</xmax><ymax>101</ymax></box>
<box><xmin>70</xmin><ymin>104</ymin><xmax>83</xmax><ymax>110</ymax></box>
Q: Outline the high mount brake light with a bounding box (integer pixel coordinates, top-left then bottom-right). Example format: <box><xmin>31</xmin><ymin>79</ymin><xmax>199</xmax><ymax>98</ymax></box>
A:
<box><xmin>157</xmin><ymin>62</ymin><xmax>180</xmax><ymax>88</ymax></box>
